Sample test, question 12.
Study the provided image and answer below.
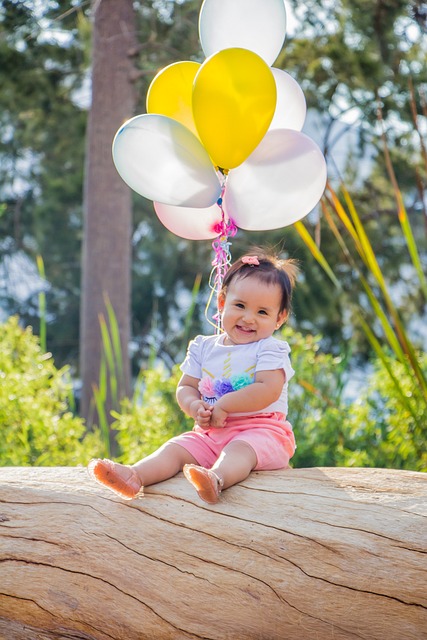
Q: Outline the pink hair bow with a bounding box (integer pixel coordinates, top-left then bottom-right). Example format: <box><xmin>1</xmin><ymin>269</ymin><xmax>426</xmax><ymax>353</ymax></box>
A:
<box><xmin>241</xmin><ymin>255</ymin><xmax>260</xmax><ymax>266</ymax></box>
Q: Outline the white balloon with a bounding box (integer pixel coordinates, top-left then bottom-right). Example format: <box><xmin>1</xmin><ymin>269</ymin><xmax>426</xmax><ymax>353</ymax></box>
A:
<box><xmin>112</xmin><ymin>114</ymin><xmax>221</xmax><ymax>208</ymax></box>
<box><xmin>199</xmin><ymin>0</ymin><xmax>287</xmax><ymax>66</ymax></box>
<box><xmin>225</xmin><ymin>129</ymin><xmax>327</xmax><ymax>231</ymax></box>
<box><xmin>270</xmin><ymin>68</ymin><xmax>307</xmax><ymax>131</ymax></box>
<box><xmin>154</xmin><ymin>201</ymin><xmax>223</xmax><ymax>240</ymax></box>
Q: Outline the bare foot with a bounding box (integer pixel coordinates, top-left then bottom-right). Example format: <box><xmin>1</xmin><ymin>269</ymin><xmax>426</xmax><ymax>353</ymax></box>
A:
<box><xmin>183</xmin><ymin>464</ymin><xmax>222</xmax><ymax>504</ymax></box>
<box><xmin>88</xmin><ymin>459</ymin><xmax>142</xmax><ymax>500</ymax></box>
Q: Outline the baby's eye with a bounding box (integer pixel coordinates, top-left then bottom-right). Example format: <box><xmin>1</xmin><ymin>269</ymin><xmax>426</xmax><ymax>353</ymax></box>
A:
<box><xmin>258</xmin><ymin>310</ymin><xmax>268</xmax><ymax>316</ymax></box>
<box><xmin>235</xmin><ymin>303</ymin><xmax>245</xmax><ymax>309</ymax></box>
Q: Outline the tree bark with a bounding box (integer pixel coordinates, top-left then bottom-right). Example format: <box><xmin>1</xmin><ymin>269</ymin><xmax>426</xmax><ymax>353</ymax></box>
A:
<box><xmin>0</xmin><ymin>466</ymin><xmax>426</xmax><ymax>640</ymax></box>
<box><xmin>80</xmin><ymin>0</ymin><xmax>136</xmax><ymax>429</ymax></box>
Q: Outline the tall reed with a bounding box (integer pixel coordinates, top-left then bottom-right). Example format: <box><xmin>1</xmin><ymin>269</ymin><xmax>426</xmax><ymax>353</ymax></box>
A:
<box><xmin>294</xmin><ymin>131</ymin><xmax>427</xmax><ymax>429</ymax></box>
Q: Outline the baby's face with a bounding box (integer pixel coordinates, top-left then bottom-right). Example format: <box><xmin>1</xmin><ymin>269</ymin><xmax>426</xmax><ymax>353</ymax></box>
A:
<box><xmin>219</xmin><ymin>275</ymin><xmax>286</xmax><ymax>346</ymax></box>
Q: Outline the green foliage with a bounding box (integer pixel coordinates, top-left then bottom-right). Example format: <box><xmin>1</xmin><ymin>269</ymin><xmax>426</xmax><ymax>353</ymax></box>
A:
<box><xmin>284</xmin><ymin>328</ymin><xmax>351</xmax><ymax>468</ymax></box>
<box><xmin>0</xmin><ymin>0</ymin><xmax>88</xmax><ymax>367</ymax></box>
<box><xmin>0</xmin><ymin>316</ymin><xmax>102</xmax><ymax>466</ymax></box>
<box><xmin>112</xmin><ymin>365</ymin><xmax>193</xmax><ymax>463</ymax></box>
<box><xmin>91</xmin><ymin>296</ymin><xmax>129</xmax><ymax>455</ymax></box>
<box><xmin>342</xmin><ymin>354</ymin><xmax>427</xmax><ymax>472</ymax></box>
<box><xmin>286</xmin><ymin>327</ymin><xmax>427</xmax><ymax>472</ymax></box>
<box><xmin>284</xmin><ymin>0</ymin><xmax>427</xmax><ymax>145</ymax></box>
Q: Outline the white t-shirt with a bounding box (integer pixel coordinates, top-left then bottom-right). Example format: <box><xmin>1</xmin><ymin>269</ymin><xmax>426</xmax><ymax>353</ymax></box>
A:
<box><xmin>180</xmin><ymin>333</ymin><xmax>294</xmax><ymax>416</ymax></box>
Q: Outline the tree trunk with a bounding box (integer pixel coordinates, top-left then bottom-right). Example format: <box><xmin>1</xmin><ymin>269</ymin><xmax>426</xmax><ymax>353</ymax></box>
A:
<box><xmin>0</xmin><ymin>466</ymin><xmax>426</xmax><ymax>640</ymax></box>
<box><xmin>80</xmin><ymin>0</ymin><xmax>136</xmax><ymax>430</ymax></box>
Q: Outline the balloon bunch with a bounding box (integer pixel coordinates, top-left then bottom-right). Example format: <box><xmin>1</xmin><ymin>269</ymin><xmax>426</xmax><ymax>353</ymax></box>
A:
<box><xmin>112</xmin><ymin>0</ymin><xmax>327</xmax><ymax>327</ymax></box>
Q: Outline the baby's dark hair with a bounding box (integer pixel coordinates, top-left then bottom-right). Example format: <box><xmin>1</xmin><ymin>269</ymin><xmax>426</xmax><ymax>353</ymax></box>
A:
<box><xmin>221</xmin><ymin>247</ymin><xmax>299</xmax><ymax>315</ymax></box>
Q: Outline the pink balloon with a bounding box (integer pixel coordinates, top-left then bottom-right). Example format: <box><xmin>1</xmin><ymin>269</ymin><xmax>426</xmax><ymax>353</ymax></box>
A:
<box><xmin>224</xmin><ymin>129</ymin><xmax>327</xmax><ymax>231</ymax></box>
<box><xmin>153</xmin><ymin>201</ymin><xmax>223</xmax><ymax>240</ymax></box>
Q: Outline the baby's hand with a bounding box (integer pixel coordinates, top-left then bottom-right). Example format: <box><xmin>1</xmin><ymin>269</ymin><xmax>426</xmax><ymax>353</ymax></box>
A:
<box><xmin>210</xmin><ymin>404</ymin><xmax>228</xmax><ymax>428</ymax></box>
<box><xmin>190</xmin><ymin>400</ymin><xmax>212</xmax><ymax>430</ymax></box>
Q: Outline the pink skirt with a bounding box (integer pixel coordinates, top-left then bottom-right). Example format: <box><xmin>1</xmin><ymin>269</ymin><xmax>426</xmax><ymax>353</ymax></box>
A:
<box><xmin>169</xmin><ymin>412</ymin><xmax>295</xmax><ymax>470</ymax></box>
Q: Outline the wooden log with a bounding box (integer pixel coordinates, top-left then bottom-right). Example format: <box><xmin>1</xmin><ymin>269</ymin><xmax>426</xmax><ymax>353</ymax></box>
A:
<box><xmin>0</xmin><ymin>466</ymin><xmax>426</xmax><ymax>640</ymax></box>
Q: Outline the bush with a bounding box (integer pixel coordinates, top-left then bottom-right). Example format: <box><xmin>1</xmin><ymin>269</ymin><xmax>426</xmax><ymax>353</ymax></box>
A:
<box><xmin>0</xmin><ymin>316</ymin><xmax>102</xmax><ymax>465</ymax></box>
<box><xmin>284</xmin><ymin>327</ymin><xmax>351</xmax><ymax>468</ymax></box>
<box><xmin>286</xmin><ymin>327</ymin><xmax>426</xmax><ymax>472</ymax></box>
<box><xmin>341</xmin><ymin>354</ymin><xmax>427</xmax><ymax>472</ymax></box>
<box><xmin>112</xmin><ymin>364</ymin><xmax>193</xmax><ymax>463</ymax></box>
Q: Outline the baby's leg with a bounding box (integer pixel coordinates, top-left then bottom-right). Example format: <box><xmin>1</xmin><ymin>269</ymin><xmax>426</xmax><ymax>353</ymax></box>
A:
<box><xmin>183</xmin><ymin>440</ymin><xmax>257</xmax><ymax>504</ymax></box>
<box><xmin>211</xmin><ymin>440</ymin><xmax>257</xmax><ymax>489</ymax></box>
<box><xmin>132</xmin><ymin>442</ymin><xmax>198</xmax><ymax>486</ymax></box>
<box><xmin>88</xmin><ymin>442</ymin><xmax>197</xmax><ymax>500</ymax></box>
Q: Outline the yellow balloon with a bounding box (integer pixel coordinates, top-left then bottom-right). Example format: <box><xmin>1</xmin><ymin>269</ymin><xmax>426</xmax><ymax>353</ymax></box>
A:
<box><xmin>192</xmin><ymin>48</ymin><xmax>277</xmax><ymax>170</ymax></box>
<box><xmin>147</xmin><ymin>61</ymin><xmax>201</xmax><ymax>136</ymax></box>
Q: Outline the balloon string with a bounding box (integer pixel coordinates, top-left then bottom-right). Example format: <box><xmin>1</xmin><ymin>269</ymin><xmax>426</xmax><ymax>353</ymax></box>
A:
<box><xmin>205</xmin><ymin>184</ymin><xmax>237</xmax><ymax>334</ymax></box>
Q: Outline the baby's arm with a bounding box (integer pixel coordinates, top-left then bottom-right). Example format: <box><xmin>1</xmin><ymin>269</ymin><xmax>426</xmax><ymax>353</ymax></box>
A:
<box><xmin>210</xmin><ymin>368</ymin><xmax>286</xmax><ymax>427</ymax></box>
<box><xmin>176</xmin><ymin>373</ymin><xmax>212</xmax><ymax>428</ymax></box>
